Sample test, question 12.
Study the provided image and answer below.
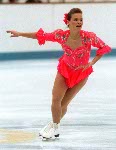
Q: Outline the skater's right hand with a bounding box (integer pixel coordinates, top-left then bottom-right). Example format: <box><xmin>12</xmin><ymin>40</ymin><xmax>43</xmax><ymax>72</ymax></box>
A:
<box><xmin>6</xmin><ymin>30</ymin><xmax>20</xmax><ymax>37</ymax></box>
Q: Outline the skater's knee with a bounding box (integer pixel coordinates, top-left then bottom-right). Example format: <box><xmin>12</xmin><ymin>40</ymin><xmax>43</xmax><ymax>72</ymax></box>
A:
<box><xmin>52</xmin><ymin>101</ymin><xmax>61</xmax><ymax>109</ymax></box>
<box><xmin>52</xmin><ymin>96</ymin><xmax>62</xmax><ymax>105</ymax></box>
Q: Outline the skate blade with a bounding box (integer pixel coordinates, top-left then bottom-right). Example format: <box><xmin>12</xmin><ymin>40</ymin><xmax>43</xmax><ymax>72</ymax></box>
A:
<box><xmin>39</xmin><ymin>133</ymin><xmax>42</xmax><ymax>137</ymax></box>
<box><xmin>55</xmin><ymin>134</ymin><xmax>59</xmax><ymax>137</ymax></box>
<box><xmin>39</xmin><ymin>133</ymin><xmax>59</xmax><ymax>138</ymax></box>
<box><xmin>42</xmin><ymin>136</ymin><xmax>56</xmax><ymax>141</ymax></box>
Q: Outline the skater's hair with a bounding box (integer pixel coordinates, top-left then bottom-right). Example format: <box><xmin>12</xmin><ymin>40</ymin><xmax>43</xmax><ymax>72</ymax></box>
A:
<box><xmin>67</xmin><ymin>8</ymin><xmax>82</xmax><ymax>21</ymax></box>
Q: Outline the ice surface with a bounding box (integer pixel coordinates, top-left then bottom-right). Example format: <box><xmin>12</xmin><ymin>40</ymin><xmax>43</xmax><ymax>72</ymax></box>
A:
<box><xmin>0</xmin><ymin>58</ymin><xmax>116</xmax><ymax>149</ymax></box>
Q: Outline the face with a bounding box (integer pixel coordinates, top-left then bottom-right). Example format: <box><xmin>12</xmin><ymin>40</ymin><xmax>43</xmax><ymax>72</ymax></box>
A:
<box><xmin>68</xmin><ymin>13</ymin><xmax>83</xmax><ymax>30</ymax></box>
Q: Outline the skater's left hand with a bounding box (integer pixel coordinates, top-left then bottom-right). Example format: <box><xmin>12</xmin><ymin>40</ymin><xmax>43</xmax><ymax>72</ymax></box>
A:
<box><xmin>82</xmin><ymin>62</ymin><xmax>93</xmax><ymax>72</ymax></box>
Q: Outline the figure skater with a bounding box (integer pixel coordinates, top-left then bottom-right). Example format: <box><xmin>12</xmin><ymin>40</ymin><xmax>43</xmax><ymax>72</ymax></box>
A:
<box><xmin>7</xmin><ymin>8</ymin><xmax>111</xmax><ymax>140</ymax></box>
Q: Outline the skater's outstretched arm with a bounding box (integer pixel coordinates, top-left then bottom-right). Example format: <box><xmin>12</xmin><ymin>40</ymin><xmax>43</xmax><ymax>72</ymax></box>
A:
<box><xmin>6</xmin><ymin>30</ymin><xmax>37</xmax><ymax>39</ymax></box>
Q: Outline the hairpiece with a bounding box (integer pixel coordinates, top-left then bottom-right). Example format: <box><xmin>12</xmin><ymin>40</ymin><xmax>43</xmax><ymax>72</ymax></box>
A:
<box><xmin>63</xmin><ymin>13</ymin><xmax>68</xmax><ymax>25</ymax></box>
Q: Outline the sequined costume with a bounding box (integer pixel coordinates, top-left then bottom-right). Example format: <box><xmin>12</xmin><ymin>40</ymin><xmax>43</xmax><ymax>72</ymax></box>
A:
<box><xmin>36</xmin><ymin>28</ymin><xmax>111</xmax><ymax>88</ymax></box>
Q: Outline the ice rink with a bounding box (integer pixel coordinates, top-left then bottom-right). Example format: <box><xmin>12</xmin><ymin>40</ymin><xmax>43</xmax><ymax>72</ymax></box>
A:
<box><xmin>0</xmin><ymin>58</ymin><xmax>116</xmax><ymax>150</ymax></box>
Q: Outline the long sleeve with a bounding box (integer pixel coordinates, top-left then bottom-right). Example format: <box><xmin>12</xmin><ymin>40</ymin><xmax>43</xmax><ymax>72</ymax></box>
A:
<box><xmin>36</xmin><ymin>28</ymin><xmax>64</xmax><ymax>45</ymax></box>
<box><xmin>89</xmin><ymin>32</ymin><xmax>111</xmax><ymax>55</ymax></box>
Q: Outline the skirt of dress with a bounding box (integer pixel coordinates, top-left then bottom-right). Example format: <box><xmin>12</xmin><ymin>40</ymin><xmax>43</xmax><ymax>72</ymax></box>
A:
<box><xmin>57</xmin><ymin>57</ymin><xmax>94</xmax><ymax>88</ymax></box>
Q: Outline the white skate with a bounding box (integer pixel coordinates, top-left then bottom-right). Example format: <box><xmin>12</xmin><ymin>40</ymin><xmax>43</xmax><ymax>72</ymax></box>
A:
<box><xmin>39</xmin><ymin>121</ymin><xmax>60</xmax><ymax>139</ymax></box>
<box><xmin>41</xmin><ymin>122</ymin><xmax>60</xmax><ymax>140</ymax></box>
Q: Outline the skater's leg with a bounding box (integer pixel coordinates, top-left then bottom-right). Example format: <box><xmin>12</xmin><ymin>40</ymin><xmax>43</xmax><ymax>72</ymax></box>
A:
<box><xmin>40</xmin><ymin>75</ymin><xmax>88</xmax><ymax>139</ymax></box>
<box><xmin>40</xmin><ymin>72</ymin><xmax>68</xmax><ymax>139</ymax></box>
<box><xmin>51</xmin><ymin>72</ymin><xmax>68</xmax><ymax>123</ymax></box>
<box><xmin>61</xmin><ymin>77</ymin><xmax>88</xmax><ymax>119</ymax></box>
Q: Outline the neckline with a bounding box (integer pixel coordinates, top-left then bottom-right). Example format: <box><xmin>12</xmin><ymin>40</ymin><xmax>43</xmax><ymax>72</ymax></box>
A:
<box><xmin>64</xmin><ymin>44</ymin><xmax>84</xmax><ymax>51</ymax></box>
<box><xmin>63</xmin><ymin>30</ymin><xmax>84</xmax><ymax>51</ymax></box>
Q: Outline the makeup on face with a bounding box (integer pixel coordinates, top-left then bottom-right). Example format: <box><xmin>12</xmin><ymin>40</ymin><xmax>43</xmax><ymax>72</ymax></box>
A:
<box><xmin>70</xmin><ymin>13</ymin><xmax>83</xmax><ymax>28</ymax></box>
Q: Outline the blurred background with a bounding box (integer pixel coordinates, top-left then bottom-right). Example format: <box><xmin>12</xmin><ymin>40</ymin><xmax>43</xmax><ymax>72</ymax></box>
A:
<box><xmin>0</xmin><ymin>0</ymin><xmax>116</xmax><ymax>4</ymax></box>
<box><xmin>0</xmin><ymin>1</ymin><xmax>116</xmax><ymax>60</ymax></box>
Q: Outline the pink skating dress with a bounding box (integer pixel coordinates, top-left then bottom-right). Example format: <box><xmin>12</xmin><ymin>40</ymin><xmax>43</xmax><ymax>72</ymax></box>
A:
<box><xmin>36</xmin><ymin>28</ymin><xmax>111</xmax><ymax>88</ymax></box>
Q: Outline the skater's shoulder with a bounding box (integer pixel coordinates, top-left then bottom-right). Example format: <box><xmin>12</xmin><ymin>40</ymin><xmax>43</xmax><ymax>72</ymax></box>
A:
<box><xmin>80</xmin><ymin>30</ymin><xmax>96</xmax><ymax>38</ymax></box>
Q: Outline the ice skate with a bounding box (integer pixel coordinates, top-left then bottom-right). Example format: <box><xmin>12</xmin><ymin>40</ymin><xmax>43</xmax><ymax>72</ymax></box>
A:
<box><xmin>41</xmin><ymin>123</ymin><xmax>60</xmax><ymax>141</ymax></box>
<box><xmin>39</xmin><ymin>121</ymin><xmax>60</xmax><ymax>139</ymax></box>
<box><xmin>39</xmin><ymin>121</ymin><xmax>52</xmax><ymax>137</ymax></box>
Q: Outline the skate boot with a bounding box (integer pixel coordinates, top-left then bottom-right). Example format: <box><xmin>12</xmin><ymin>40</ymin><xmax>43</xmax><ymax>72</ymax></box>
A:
<box><xmin>39</xmin><ymin>121</ymin><xmax>60</xmax><ymax>138</ymax></box>
<box><xmin>41</xmin><ymin>122</ymin><xmax>60</xmax><ymax>140</ymax></box>
<box><xmin>39</xmin><ymin>121</ymin><xmax>53</xmax><ymax>137</ymax></box>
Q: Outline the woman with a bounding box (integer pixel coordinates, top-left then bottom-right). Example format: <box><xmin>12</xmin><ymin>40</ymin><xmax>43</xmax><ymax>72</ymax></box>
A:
<box><xmin>7</xmin><ymin>8</ymin><xmax>111</xmax><ymax>140</ymax></box>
